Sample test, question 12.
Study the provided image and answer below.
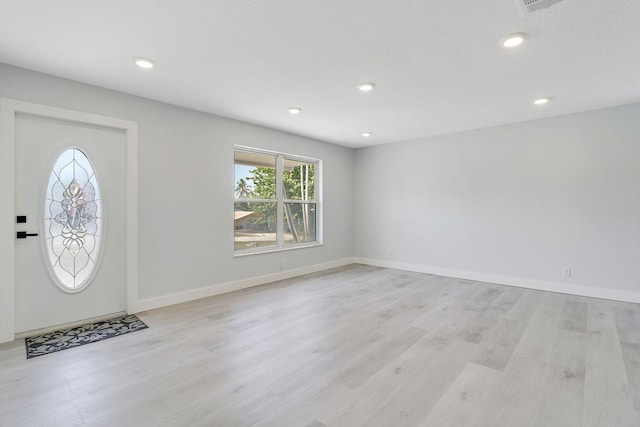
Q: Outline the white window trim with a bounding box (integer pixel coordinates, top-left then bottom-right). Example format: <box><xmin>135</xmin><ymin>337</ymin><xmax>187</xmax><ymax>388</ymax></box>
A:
<box><xmin>234</xmin><ymin>145</ymin><xmax>322</xmax><ymax>256</ymax></box>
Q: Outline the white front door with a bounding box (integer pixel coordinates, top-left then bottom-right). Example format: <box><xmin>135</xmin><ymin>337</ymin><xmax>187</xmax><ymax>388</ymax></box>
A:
<box><xmin>14</xmin><ymin>113</ymin><xmax>127</xmax><ymax>333</ymax></box>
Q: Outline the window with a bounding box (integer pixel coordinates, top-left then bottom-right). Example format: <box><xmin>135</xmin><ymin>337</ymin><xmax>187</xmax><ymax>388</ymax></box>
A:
<box><xmin>44</xmin><ymin>147</ymin><xmax>103</xmax><ymax>292</ymax></box>
<box><xmin>234</xmin><ymin>147</ymin><xmax>321</xmax><ymax>254</ymax></box>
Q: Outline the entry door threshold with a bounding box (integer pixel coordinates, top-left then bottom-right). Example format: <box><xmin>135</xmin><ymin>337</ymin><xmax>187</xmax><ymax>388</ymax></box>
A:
<box><xmin>15</xmin><ymin>311</ymin><xmax>127</xmax><ymax>340</ymax></box>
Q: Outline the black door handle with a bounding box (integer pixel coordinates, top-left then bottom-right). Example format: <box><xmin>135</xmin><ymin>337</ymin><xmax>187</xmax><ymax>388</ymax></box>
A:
<box><xmin>17</xmin><ymin>231</ymin><xmax>38</xmax><ymax>239</ymax></box>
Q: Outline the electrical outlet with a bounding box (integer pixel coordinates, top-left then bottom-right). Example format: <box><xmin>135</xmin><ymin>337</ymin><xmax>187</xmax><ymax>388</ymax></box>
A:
<box><xmin>387</xmin><ymin>248</ymin><xmax>393</xmax><ymax>257</ymax></box>
<box><xmin>562</xmin><ymin>267</ymin><xmax>572</xmax><ymax>278</ymax></box>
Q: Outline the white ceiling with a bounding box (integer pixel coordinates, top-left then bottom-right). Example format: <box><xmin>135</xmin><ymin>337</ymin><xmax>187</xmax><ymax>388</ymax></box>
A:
<box><xmin>0</xmin><ymin>0</ymin><xmax>639</xmax><ymax>148</ymax></box>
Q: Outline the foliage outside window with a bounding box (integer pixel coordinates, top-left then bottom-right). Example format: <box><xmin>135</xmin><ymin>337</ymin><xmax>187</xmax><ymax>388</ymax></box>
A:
<box><xmin>234</xmin><ymin>147</ymin><xmax>320</xmax><ymax>254</ymax></box>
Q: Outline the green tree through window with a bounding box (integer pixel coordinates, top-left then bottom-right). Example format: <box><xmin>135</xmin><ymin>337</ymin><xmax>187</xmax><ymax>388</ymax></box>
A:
<box><xmin>234</xmin><ymin>148</ymin><xmax>319</xmax><ymax>253</ymax></box>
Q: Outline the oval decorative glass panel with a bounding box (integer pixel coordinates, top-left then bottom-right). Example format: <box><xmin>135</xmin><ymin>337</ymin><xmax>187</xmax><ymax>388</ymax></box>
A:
<box><xmin>44</xmin><ymin>148</ymin><xmax>103</xmax><ymax>292</ymax></box>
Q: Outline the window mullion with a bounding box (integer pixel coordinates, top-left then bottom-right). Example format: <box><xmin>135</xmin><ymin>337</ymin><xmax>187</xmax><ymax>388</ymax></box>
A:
<box><xmin>275</xmin><ymin>154</ymin><xmax>284</xmax><ymax>248</ymax></box>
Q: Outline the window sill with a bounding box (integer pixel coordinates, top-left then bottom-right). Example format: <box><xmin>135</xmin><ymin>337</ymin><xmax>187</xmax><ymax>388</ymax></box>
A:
<box><xmin>234</xmin><ymin>242</ymin><xmax>322</xmax><ymax>257</ymax></box>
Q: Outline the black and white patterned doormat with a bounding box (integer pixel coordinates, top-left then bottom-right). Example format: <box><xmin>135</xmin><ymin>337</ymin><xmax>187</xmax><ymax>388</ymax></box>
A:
<box><xmin>25</xmin><ymin>314</ymin><xmax>148</xmax><ymax>359</ymax></box>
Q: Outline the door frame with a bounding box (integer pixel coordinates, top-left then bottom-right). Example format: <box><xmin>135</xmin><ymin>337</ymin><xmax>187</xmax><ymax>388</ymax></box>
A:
<box><xmin>0</xmin><ymin>98</ymin><xmax>138</xmax><ymax>343</ymax></box>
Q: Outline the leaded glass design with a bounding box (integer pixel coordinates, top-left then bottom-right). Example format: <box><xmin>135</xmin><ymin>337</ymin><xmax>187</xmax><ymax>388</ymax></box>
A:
<box><xmin>44</xmin><ymin>148</ymin><xmax>103</xmax><ymax>291</ymax></box>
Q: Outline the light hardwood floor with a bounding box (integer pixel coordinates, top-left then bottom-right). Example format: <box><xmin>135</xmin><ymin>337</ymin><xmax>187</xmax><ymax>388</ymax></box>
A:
<box><xmin>1</xmin><ymin>264</ymin><xmax>640</xmax><ymax>426</ymax></box>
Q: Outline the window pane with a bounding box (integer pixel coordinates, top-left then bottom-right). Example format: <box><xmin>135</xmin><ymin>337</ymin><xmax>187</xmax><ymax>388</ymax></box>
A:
<box><xmin>234</xmin><ymin>202</ymin><xmax>277</xmax><ymax>250</ymax></box>
<box><xmin>283</xmin><ymin>159</ymin><xmax>315</xmax><ymax>201</ymax></box>
<box><xmin>283</xmin><ymin>203</ymin><xmax>316</xmax><ymax>244</ymax></box>
<box><xmin>44</xmin><ymin>148</ymin><xmax>103</xmax><ymax>291</ymax></box>
<box><xmin>235</xmin><ymin>151</ymin><xmax>276</xmax><ymax>199</ymax></box>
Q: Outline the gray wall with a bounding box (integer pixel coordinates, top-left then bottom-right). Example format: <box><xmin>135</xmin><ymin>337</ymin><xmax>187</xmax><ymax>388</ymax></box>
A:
<box><xmin>354</xmin><ymin>104</ymin><xmax>640</xmax><ymax>296</ymax></box>
<box><xmin>0</xmin><ymin>63</ymin><xmax>354</xmax><ymax>300</ymax></box>
<box><xmin>3</xmin><ymin>61</ymin><xmax>638</xmax><ymax>304</ymax></box>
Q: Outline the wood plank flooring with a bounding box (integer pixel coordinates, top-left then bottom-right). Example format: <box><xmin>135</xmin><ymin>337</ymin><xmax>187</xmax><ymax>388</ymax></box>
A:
<box><xmin>1</xmin><ymin>264</ymin><xmax>640</xmax><ymax>426</ymax></box>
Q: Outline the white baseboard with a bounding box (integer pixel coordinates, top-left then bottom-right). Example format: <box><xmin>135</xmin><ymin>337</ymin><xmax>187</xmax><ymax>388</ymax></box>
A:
<box><xmin>129</xmin><ymin>255</ymin><xmax>640</xmax><ymax>315</ymax></box>
<box><xmin>354</xmin><ymin>257</ymin><xmax>640</xmax><ymax>304</ymax></box>
<box><xmin>129</xmin><ymin>257</ymin><xmax>355</xmax><ymax>313</ymax></box>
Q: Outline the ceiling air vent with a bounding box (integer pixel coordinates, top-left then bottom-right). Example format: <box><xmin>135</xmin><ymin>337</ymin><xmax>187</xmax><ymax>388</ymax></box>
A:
<box><xmin>518</xmin><ymin>0</ymin><xmax>565</xmax><ymax>14</ymax></box>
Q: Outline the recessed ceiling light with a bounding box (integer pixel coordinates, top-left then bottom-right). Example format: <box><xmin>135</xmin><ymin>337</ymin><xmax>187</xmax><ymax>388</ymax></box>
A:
<box><xmin>534</xmin><ymin>97</ymin><xmax>550</xmax><ymax>105</ymax></box>
<box><xmin>502</xmin><ymin>33</ymin><xmax>527</xmax><ymax>48</ymax></box>
<box><xmin>134</xmin><ymin>57</ymin><xmax>155</xmax><ymax>69</ymax></box>
<box><xmin>357</xmin><ymin>82</ymin><xmax>376</xmax><ymax>92</ymax></box>
<box><xmin>362</xmin><ymin>132</ymin><xmax>373</xmax><ymax>137</ymax></box>
<box><xmin>288</xmin><ymin>107</ymin><xmax>302</xmax><ymax>115</ymax></box>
